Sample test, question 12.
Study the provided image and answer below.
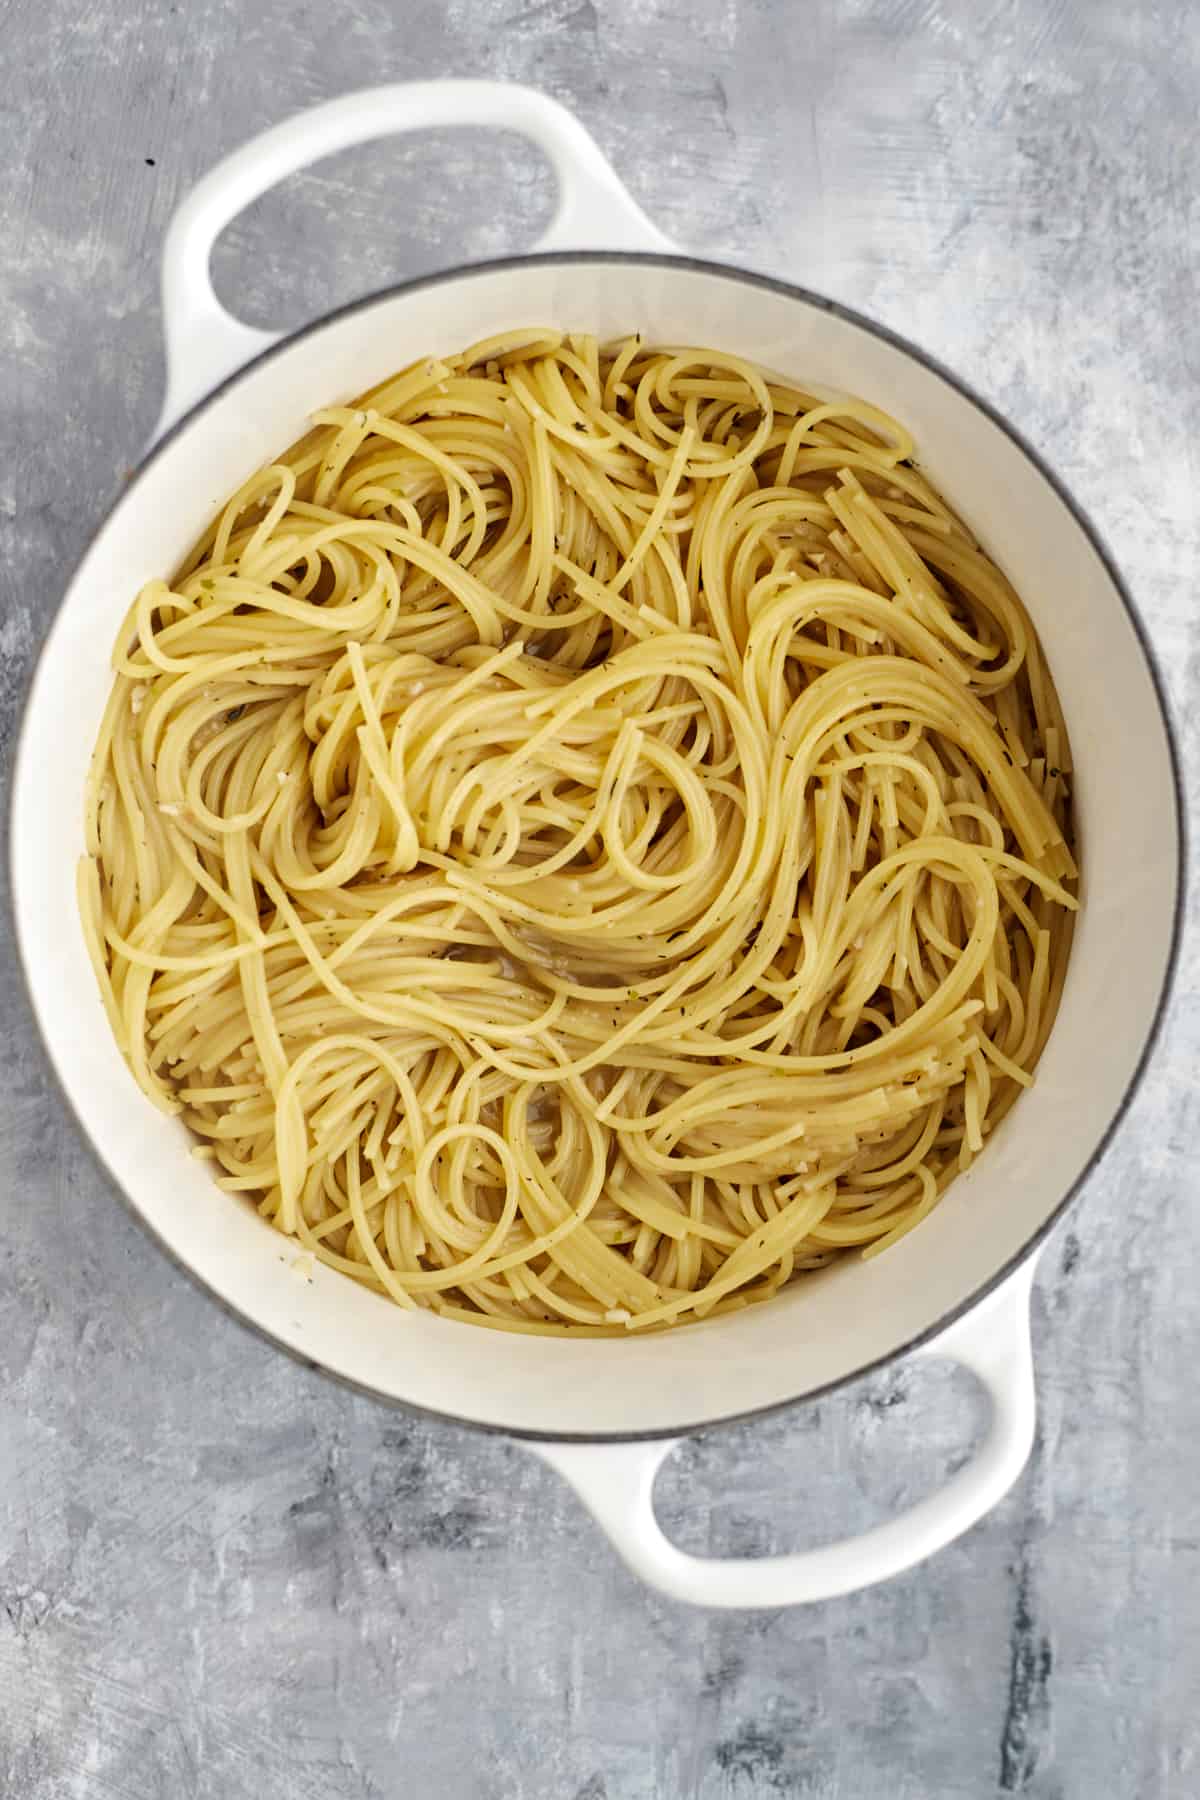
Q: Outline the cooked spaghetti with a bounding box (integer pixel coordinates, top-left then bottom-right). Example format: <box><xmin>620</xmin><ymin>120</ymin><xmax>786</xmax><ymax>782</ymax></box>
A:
<box><xmin>82</xmin><ymin>332</ymin><xmax>1077</xmax><ymax>1335</ymax></box>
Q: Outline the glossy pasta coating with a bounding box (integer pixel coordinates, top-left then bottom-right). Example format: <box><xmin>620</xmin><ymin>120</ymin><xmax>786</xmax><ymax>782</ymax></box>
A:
<box><xmin>82</xmin><ymin>332</ymin><xmax>1077</xmax><ymax>1334</ymax></box>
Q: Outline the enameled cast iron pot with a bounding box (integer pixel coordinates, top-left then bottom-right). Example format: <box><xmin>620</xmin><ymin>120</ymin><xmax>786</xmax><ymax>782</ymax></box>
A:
<box><xmin>12</xmin><ymin>83</ymin><xmax>1184</xmax><ymax>1608</ymax></box>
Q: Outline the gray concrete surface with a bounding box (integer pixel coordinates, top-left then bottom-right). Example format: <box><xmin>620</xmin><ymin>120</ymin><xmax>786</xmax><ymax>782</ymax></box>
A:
<box><xmin>2</xmin><ymin>1</ymin><xmax>1198</xmax><ymax>1795</ymax></box>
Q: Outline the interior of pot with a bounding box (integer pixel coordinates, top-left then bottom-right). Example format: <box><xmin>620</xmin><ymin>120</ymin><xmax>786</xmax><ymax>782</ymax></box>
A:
<box><xmin>13</xmin><ymin>257</ymin><xmax>1180</xmax><ymax>1437</ymax></box>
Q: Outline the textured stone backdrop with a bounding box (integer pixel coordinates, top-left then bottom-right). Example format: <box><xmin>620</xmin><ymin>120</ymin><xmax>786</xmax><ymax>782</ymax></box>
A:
<box><xmin>1</xmin><ymin>2</ymin><xmax>1197</xmax><ymax>1796</ymax></box>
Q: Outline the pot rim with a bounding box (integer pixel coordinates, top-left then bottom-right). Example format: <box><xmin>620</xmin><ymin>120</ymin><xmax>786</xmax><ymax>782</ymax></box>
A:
<box><xmin>11</xmin><ymin>250</ymin><xmax>1189</xmax><ymax>1443</ymax></box>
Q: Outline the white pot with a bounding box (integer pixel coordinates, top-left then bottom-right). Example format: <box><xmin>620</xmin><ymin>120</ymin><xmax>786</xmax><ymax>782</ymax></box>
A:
<box><xmin>11</xmin><ymin>83</ymin><xmax>1183</xmax><ymax>1609</ymax></box>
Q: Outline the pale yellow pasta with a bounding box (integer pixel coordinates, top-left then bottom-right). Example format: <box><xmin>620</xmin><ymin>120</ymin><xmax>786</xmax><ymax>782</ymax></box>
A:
<box><xmin>81</xmin><ymin>331</ymin><xmax>1077</xmax><ymax>1335</ymax></box>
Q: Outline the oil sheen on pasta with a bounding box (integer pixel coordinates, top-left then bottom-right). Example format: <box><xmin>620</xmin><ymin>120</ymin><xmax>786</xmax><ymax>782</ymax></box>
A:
<box><xmin>82</xmin><ymin>332</ymin><xmax>1077</xmax><ymax>1335</ymax></box>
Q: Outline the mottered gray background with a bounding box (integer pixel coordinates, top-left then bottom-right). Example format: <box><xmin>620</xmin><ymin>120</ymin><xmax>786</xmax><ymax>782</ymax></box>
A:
<box><xmin>2</xmin><ymin>1</ymin><xmax>1198</xmax><ymax>1795</ymax></box>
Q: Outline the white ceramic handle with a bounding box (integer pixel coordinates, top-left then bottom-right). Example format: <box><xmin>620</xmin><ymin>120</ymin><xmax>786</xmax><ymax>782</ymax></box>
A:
<box><xmin>155</xmin><ymin>80</ymin><xmax>674</xmax><ymax>438</ymax></box>
<box><xmin>533</xmin><ymin>1255</ymin><xmax>1039</xmax><ymax>1608</ymax></box>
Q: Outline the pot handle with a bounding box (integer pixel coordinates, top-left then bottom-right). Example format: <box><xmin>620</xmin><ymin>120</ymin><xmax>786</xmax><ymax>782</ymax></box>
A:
<box><xmin>155</xmin><ymin>80</ymin><xmax>673</xmax><ymax>438</ymax></box>
<box><xmin>531</xmin><ymin>1255</ymin><xmax>1040</xmax><ymax>1609</ymax></box>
